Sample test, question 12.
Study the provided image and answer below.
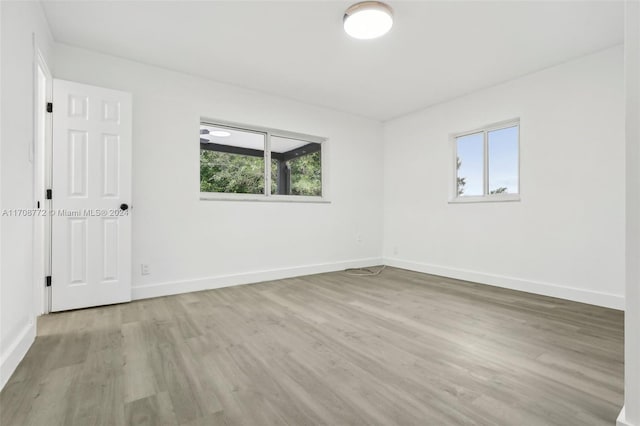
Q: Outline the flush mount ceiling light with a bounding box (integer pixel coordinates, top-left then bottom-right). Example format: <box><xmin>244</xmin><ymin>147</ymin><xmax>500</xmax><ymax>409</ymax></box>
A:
<box><xmin>344</xmin><ymin>1</ymin><xmax>393</xmax><ymax>40</ymax></box>
<box><xmin>210</xmin><ymin>130</ymin><xmax>231</xmax><ymax>137</ymax></box>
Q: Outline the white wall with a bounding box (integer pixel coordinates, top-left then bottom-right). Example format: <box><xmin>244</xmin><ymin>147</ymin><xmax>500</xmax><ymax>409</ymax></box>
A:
<box><xmin>0</xmin><ymin>1</ymin><xmax>54</xmax><ymax>389</ymax></box>
<box><xmin>620</xmin><ymin>1</ymin><xmax>640</xmax><ymax>424</ymax></box>
<box><xmin>383</xmin><ymin>46</ymin><xmax>625</xmax><ymax>309</ymax></box>
<box><xmin>53</xmin><ymin>44</ymin><xmax>384</xmax><ymax>300</ymax></box>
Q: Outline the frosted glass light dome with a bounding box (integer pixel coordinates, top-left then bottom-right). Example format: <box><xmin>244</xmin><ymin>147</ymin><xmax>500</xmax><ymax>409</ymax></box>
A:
<box><xmin>344</xmin><ymin>1</ymin><xmax>393</xmax><ymax>40</ymax></box>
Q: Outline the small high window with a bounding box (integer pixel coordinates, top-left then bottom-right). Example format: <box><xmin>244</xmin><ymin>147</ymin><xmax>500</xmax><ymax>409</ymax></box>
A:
<box><xmin>453</xmin><ymin>120</ymin><xmax>520</xmax><ymax>202</ymax></box>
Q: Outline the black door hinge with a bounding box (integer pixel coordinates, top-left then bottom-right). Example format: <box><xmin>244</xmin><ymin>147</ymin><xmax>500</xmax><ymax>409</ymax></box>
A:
<box><xmin>46</xmin><ymin>189</ymin><xmax>52</xmax><ymax>200</ymax></box>
<box><xmin>45</xmin><ymin>276</ymin><xmax>52</xmax><ymax>287</ymax></box>
<box><xmin>46</xmin><ymin>102</ymin><xmax>53</xmax><ymax>113</ymax></box>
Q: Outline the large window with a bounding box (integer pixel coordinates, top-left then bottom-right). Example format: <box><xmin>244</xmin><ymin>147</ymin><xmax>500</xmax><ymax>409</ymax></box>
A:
<box><xmin>200</xmin><ymin>120</ymin><xmax>325</xmax><ymax>200</ymax></box>
<box><xmin>453</xmin><ymin>120</ymin><xmax>519</xmax><ymax>202</ymax></box>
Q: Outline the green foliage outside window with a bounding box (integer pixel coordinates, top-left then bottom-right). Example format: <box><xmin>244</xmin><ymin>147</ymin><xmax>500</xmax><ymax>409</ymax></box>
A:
<box><xmin>200</xmin><ymin>150</ymin><xmax>321</xmax><ymax>196</ymax></box>
<box><xmin>271</xmin><ymin>152</ymin><xmax>322</xmax><ymax>196</ymax></box>
<box><xmin>200</xmin><ymin>151</ymin><xmax>265</xmax><ymax>194</ymax></box>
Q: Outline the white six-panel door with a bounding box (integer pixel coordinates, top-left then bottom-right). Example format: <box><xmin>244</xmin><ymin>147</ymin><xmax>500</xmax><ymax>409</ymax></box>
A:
<box><xmin>51</xmin><ymin>80</ymin><xmax>132</xmax><ymax>312</ymax></box>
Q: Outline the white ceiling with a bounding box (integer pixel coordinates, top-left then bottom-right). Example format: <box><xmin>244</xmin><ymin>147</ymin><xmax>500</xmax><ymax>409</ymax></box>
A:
<box><xmin>41</xmin><ymin>1</ymin><xmax>624</xmax><ymax>121</ymax></box>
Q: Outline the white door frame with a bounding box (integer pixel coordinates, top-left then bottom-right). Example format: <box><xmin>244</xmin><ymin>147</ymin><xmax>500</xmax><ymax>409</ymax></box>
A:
<box><xmin>33</xmin><ymin>43</ymin><xmax>52</xmax><ymax>315</ymax></box>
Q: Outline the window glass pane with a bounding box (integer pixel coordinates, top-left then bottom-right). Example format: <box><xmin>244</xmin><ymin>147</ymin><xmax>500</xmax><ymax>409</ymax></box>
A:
<box><xmin>270</xmin><ymin>136</ymin><xmax>322</xmax><ymax>196</ymax></box>
<box><xmin>488</xmin><ymin>126</ymin><xmax>519</xmax><ymax>194</ymax></box>
<box><xmin>456</xmin><ymin>132</ymin><xmax>484</xmax><ymax>196</ymax></box>
<box><xmin>200</xmin><ymin>124</ymin><xmax>266</xmax><ymax>194</ymax></box>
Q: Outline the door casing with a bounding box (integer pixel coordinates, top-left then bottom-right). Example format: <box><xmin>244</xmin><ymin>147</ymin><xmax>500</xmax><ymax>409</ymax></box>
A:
<box><xmin>33</xmin><ymin>44</ymin><xmax>53</xmax><ymax>315</ymax></box>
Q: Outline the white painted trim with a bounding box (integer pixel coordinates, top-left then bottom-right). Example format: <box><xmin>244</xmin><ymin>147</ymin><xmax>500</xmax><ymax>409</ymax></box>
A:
<box><xmin>383</xmin><ymin>257</ymin><xmax>624</xmax><ymax>310</ymax></box>
<box><xmin>132</xmin><ymin>257</ymin><xmax>383</xmax><ymax>300</ymax></box>
<box><xmin>0</xmin><ymin>321</ymin><xmax>36</xmax><ymax>391</ymax></box>
<box><xmin>448</xmin><ymin>194</ymin><xmax>521</xmax><ymax>204</ymax></box>
<box><xmin>33</xmin><ymin>42</ymin><xmax>53</xmax><ymax>316</ymax></box>
<box><xmin>617</xmin><ymin>406</ymin><xmax>635</xmax><ymax>426</ymax></box>
<box><xmin>200</xmin><ymin>193</ymin><xmax>330</xmax><ymax>203</ymax></box>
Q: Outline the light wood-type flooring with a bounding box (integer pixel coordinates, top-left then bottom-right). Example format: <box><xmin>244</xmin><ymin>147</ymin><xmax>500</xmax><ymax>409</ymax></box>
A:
<box><xmin>0</xmin><ymin>267</ymin><xmax>624</xmax><ymax>425</ymax></box>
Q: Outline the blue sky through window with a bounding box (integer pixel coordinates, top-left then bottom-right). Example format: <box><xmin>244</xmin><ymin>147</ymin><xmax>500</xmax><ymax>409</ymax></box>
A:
<box><xmin>488</xmin><ymin>126</ymin><xmax>518</xmax><ymax>193</ymax></box>
<box><xmin>456</xmin><ymin>125</ymin><xmax>518</xmax><ymax>196</ymax></box>
<box><xmin>457</xmin><ymin>132</ymin><xmax>483</xmax><ymax>195</ymax></box>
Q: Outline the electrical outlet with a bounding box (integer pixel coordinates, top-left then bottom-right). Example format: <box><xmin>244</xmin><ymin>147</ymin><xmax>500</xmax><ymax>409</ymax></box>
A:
<box><xmin>357</xmin><ymin>234</ymin><xmax>363</xmax><ymax>243</ymax></box>
<box><xmin>141</xmin><ymin>264</ymin><xmax>150</xmax><ymax>275</ymax></box>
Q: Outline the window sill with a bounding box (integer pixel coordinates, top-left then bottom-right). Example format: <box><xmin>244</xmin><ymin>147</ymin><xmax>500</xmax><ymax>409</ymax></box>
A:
<box><xmin>200</xmin><ymin>193</ymin><xmax>331</xmax><ymax>204</ymax></box>
<box><xmin>448</xmin><ymin>195</ymin><xmax>521</xmax><ymax>204</ymax></box>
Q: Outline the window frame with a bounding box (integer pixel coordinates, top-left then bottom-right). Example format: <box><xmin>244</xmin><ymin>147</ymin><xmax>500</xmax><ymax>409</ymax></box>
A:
<box><xmin>450</xmin><ymin>118</ymin><xmax>521</xmax><ymax>204</ymax></box>
<box><xmin>199</xmin><ymin>118</ymin><xmax>329</xmax><ymax>203</ymax></box>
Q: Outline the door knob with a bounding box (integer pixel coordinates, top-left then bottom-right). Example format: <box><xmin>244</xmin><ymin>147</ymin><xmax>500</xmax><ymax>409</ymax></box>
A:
<box><xmin>120</xmin><ymin>203</ymin><xmax>129</xmax><ymax>211</ymax></box>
